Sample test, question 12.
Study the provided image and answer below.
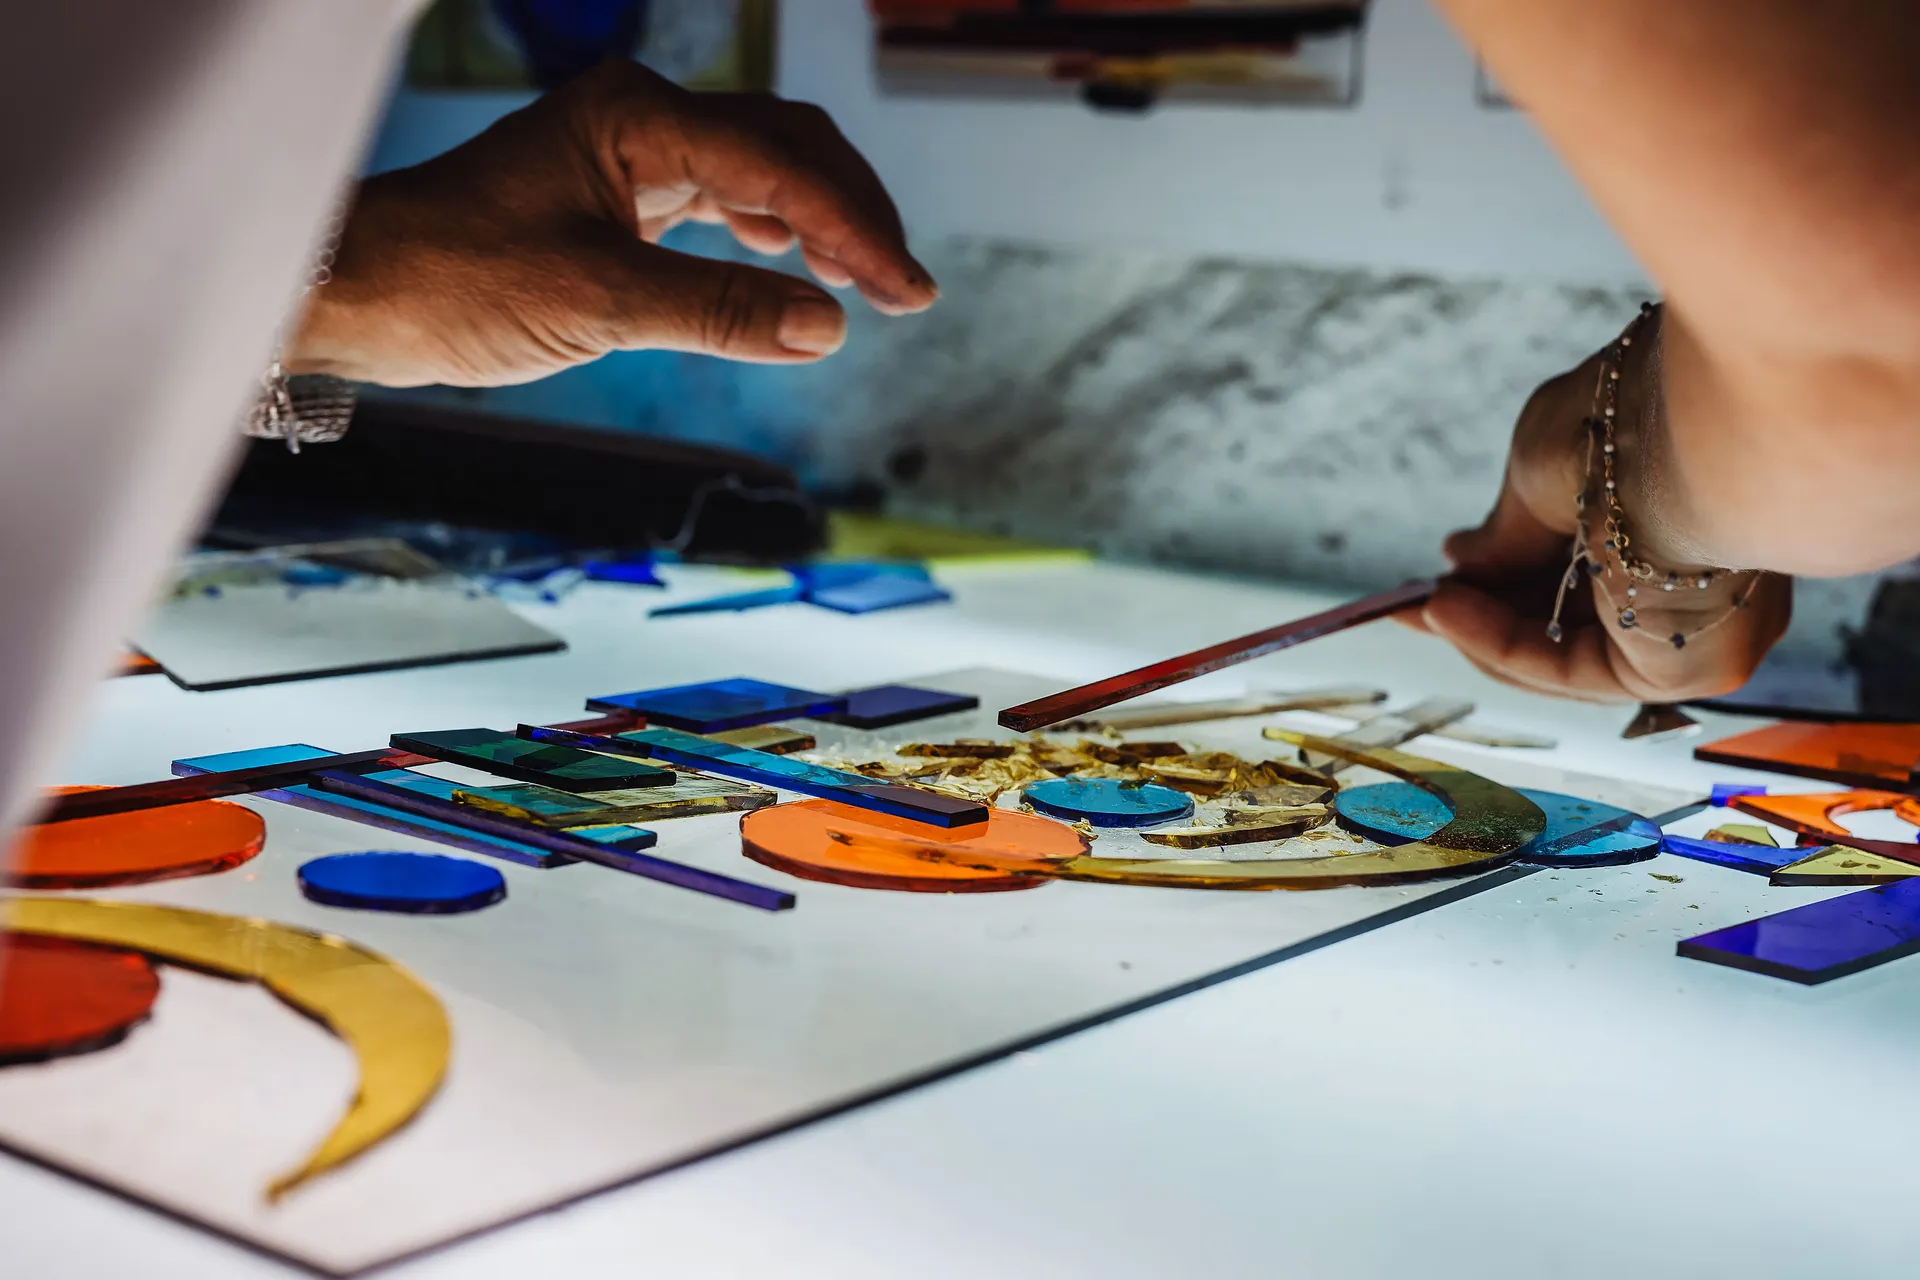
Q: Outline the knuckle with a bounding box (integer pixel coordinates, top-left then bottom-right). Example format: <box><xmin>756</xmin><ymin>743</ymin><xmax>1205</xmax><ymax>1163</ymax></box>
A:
<box><xmin>703</xmin><ymin>265</ymin><xmax>763</xmax><ymax>352</ymax></box>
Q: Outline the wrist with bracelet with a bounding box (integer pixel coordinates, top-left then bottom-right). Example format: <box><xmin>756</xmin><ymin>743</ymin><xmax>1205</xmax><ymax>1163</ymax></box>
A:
<box><xmin>245</xmin><ymin>186</ymin><xmax>358</xmax><ymax>453</ymax></box>
<box><xmin>1547</xmin><ymin>302</ymin><xmax>1764</xmax><ymax>650</ymax></box>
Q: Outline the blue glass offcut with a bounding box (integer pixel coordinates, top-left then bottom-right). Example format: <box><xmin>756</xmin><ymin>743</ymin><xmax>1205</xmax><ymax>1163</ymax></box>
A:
<box><xmin>298</xmin><ymin>851</ymin><xmax>506</xmax><ymax>914</ymax></box>
<box><xmin>1678</xmin><ymin>879</ymin><xmax>1920</xmax><ymax>983</ymax></box>
<box><xmin>1022</xmin><ymin>777</ymin><xmax>1194</xmax><ymax>828</ymax></box>
<box><xmin>1710</xmin><ymin>782</ymin><xmax>1769</xmax><ymax>806</ymax></box>
<box><xmin>584</xmin><ymin>678</ymin><xmax>847</xmax><ymax>732</ymax></box>
<box><xmin>1333</xmin><ymin>782</ymin><xmax>1654</xmax><ymax>866</ymax></box>
<box><xmin>1660</xmin><ymin>832</ymin><xmax>1806</xmax><ymax>875</ymax></box>
<box><xmin>806</xmin><ymin>574</ymin><xmax>952</xmax><ymax>615</ymax></box>
<box><xmin>522</xmin><ymin>725</ymin><xmax>989</xmax><ymax>827</ymax></box>
<box><xmin>819</xmin><ymin>685</ymin><xmax>981</xmax><ymax>729</ymax></box>
<box><xmin>648</xmin><ymin>584</ymin><xmax>805</xmax><ymax>617</ymax></box>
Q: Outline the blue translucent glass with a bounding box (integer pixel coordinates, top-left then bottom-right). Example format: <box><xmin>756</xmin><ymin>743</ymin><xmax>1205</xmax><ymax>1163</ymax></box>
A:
<box><xmin>806</xmin><ymin>575</ymin><xmax>952</xmax><ymax>615</ymax></box>
<box><xmin>787</xmin><ymin>562</ymin><xmax>929</xmax><ymax>591</ymax></box>
<box><xmin>524</xmin><ymin>725</ymin><xmax>989</xmax><ymax>828</ymax></box>
<box><xmin>391</xmin><ymin>729</ymin><xmax>674</xmax><ymax>791</ymax></box>
<box><xmin>584</xmin><ymin>678</ymin><xmax>846</xmax><ymax>732</ymax></box>
<box><xmin>1334</xmin><ymin>782</ymin><xmax>1656</xmax><ymax>866</ymax></box>
<box><xmin>1678</xmin><ymin>879</ymin><xmax>1920</xmax><ymax>983</ymax></box>
<box><xmin>648</xmin><ymin>585</ymin><xmax>804</xmax><ymax>617</ymax></box>
<box><xmin>581</xmin><ymin>555</ymin><xmax>664</xmax><ymax>587</ymax></box>
<box><xmin>298</xmin><ymin>851</ymin><xmax>506</xmax><ymax>914</ymax></box>
<box><xmin>1022</xmin><ymin>777</ymin><xmax>1194</xmax><ymax>828</ymax></box>
<box><xmin>1710</xmin><ymin>782</ymin><xmax>1768</xmax><ymax>806</ymax></box>
<box><xmin>1660</xmin><ymin>833</ymin><xmax>1806</xmax><ymax>875</ymax></box>
<box><xmin>821</xmin><ymin>685</ymin><xmax>980</xmax><ymax>729</ymax></box>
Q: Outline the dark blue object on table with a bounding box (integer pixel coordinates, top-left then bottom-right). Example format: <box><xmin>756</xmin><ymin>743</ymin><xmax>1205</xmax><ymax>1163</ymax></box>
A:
<box><xmin>1333</xmin><ymin>781</ymin><xmax>1659</xmax><ymax>866</ymax></box>
<box><xmin>819</xmin><ymin>685</ymin><xmax>981</xmax><ymax>729</ymax></box>
<box><xmin>523</xmin><ymin>725</ymin><xmax>989</xmax><ymax>828</ymax></box>
<box><xmin>1022</xmin><ymin>777</ymin><xmax>1195</xmax><ymax>828</ymax></box>
<box><xmin>298</xmin><ymin>852</ymin><xmax>507</xmax><ymax>914</ymax></box>
<box><xmin>648</xmin><ymin>583</ymin><xmax>805</xmax><ymax>617</ymax></box>
<box><xmin>585</xmin><ymin>678</ymin><xmax>846</xmax><ymax>732</ymax></box>
<box><xmin>582</xmin><ymin>555</ymin><xmax>664</xmax><ymax>587</ymax></box>
<box><xmin>1710</xmin><ymin>782</ymin><xmax>1769</xmax><ymax>806</ymax></box>
<box><xmin>1659</xmin><ymin>832</ymin><xmax>1806</xmax><ymax>876</ymax></box>
<box><xmin>1678</xmin><ymin>878</ymin><xmax>1920</xmax><ymax>983</ymax></box>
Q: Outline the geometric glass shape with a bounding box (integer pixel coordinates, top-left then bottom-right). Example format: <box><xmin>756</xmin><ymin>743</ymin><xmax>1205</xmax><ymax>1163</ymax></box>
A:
<box><xmin>6</xmin><ymin>790</ymin><xmax>265</xmax><ymax>888</ymax></box>
<box><xmin>1730</xmin><ymin>789</ymin><xmax>1920</xmax><ymax>845</ymax></box>
<box><xmin>817</xmin><ymin>684</ymin><xmax>981</xmax><ymax>729</ymax></box>
<box><xmin>1709</xmin><ymin>782</ymin><xmax>1768</xmax><ymax>805</ymax></box>
<box><xmin>390</xmin><ymin>729</ymin><xmax>674</xmax><ymax>792</ymax></box>
<box><xmin>0</xmin><ymin>933</ymin><xmax>161</xmax><ymax>1065</ymax></box>
<box><xmin>1334</xmin><ymin>782</ymin><xmax>1653</xmax><ymax>866</ymax></box>
<box><xmin>525</xmin><ymin>725</ymin><xmax>990</xmax><ymax>828</ymax></box>
<box><xmin>452</xmin><ymin>776</ymin><xmax>774</xmax><ymax>827</ymax></box>
<box><xmin>806</xmin><ymin>574</ymin><xmax>952</xmax><ymax>614</ymax></box>
<box><xmin>1694</xmin><ymin>721</ymin><xmax>1920</xmax><ymax>792</ymax></box>
<box><xmin>1677</xmin><ymin>879</ymin><xmax>1920</xmax><ymax>983</ymax></box>
<box><xmin>740</xmin><ymin>799</ymin><xmax>1085</xmax><ymax>893</ymax></box>
<box><xmin>1770</xmin><ymin>845</ymin><xmax>1920</xmax><ymax>887</ymax></box>
<box><xmin>1659</xmin><ymin>832</ymin><xmax>1808</xmax><ymax>876</ymax></box>
<box><xmin>1022</xmin><ymin>777</ymin><xmax>1194</xmax><ymax>828</ymax></box>
<box><xmin>583</xmin><ymin>678</ymin><xmax>846</xmax><ymax>732</ymax></box>
<box><xmin>297</xmin><ymin>852</ymin><xmax>507</xmax><ymax>914</ymax></box>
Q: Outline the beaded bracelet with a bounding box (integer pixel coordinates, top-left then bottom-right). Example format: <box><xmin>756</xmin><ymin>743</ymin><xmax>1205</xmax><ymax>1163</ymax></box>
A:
<box><xmin>1546</xmin><ymin>302</ymin><xmax>1760</xmax><ymax>650</ymax></box>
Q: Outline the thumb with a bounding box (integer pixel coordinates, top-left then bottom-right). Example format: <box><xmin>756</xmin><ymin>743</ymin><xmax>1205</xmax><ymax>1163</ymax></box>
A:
<box><xmin>606</xmin><ymin>242</ymin><xmax>849</xmax><ymax>364</ymax></box>
<box><xmin>1443</xmin><ymin>479</ymin><xmax>1571</xmax><ymax>584</ymax></box>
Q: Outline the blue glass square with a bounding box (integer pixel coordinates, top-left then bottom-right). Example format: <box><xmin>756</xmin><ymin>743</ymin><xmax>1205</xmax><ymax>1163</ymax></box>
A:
<box><xmin>585</xmin><ymin>677</ymin><xmax>846</xmax><ymax>732</ymax></box>
<box><xmin>1710</xmin><ymin>782</ymin><xmax>1768</xmax><ymax>806</ymax></box>
<box><xmin>1678</xmin><ymin>879</ymin><xmax>1920</xmax><ymax>983</ymax></box>
<box><xmin>1660</xmin><ymin>832</ymin><xmax>1806</xmax><ymax>876</ymax></box>
<box><xmin>819</xmin><ymin>685</ymin><xmax>980</xmax><ymax>729</ymax></box>
<box><xmin>807</xmin><ymin>575</ymin><xmax>951</xmax><ymax>615</ymax></box>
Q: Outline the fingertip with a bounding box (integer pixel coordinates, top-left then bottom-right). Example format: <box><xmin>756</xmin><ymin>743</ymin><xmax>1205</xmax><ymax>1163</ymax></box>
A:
<box><xmin>777</xmin><ymin>294</ymin><xmax>848</xmax><ymax>357</ymax></box>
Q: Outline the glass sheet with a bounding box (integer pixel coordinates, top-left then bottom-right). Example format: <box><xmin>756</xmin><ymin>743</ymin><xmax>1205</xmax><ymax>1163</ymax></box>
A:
<box><xmin>1694</xmin><ymin>721</ymin><xmax>1920</xmax><ymax>791</ymax></box>
<box><xmin>584</xmin><ymin>678</ymin><xmax>846</xmax><ymax>732</ymax></box>
<box><xmin>391</xmin><ymin>729</ymin><xmax>674</xmax><ymax>792</ymax></box>
<box><xmin>1678</xmin><ymin>879</ymin><xmax>1920</xmax><ymax>983</ymax></box>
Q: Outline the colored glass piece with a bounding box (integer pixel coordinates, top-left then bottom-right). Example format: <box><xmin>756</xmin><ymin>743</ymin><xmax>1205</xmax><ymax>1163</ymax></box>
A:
<box><xmin>454</xmin><ymin>776</ymin><xmax>773</xmax><ymax>827</ymax></box>
<box><xmin>707</xmin><ymin>724</ymin><xmax>816</xmax><ymax>754</ymax></box>
<box><xmin>584</xmin><ymin>678</ymin><xmax>847</xmax><ymax>733</ymax></box>
<box><xmin>806</xmin><ymin>573</ymin><xmax>952</xmax><ymax>614</ymax></box>
<box><xmin>1704</xmin><ymin>823</ymin><xmax>1778</xmax><ymax>847</ymax></box>
<box><xmin>1139</xmin><ymin>805</ymin><xmax>1330</xmax><ymax>849</ymax></box>
<box><xmin>788</xmin><ymin>561</ymin><xmax>930</xmax><ymax>591</ymax></box>
<box><xmin>1294</xmin><ymin>698</ymin><xmax>1474</xmax><ymax>773</ymax></box>
<box><xmin>311</xmin><ymin>770</ymin><xmax>792</xmax><ymax>912</ymax></box>
<box><xmin>527</xmin><ymin>725</ymin><xmax>991</xmax><ymax>828</ymax></box>
<box><xmin>740</xmin><ymin>799</ymin><xmax>1085</xmax><ymax>893</ymax></box>
<box><xmin>1694</xmin><ymin>721</ymin><xmax>1920</xmax><ymax>791</ymax></box>
<box><xmin>1677</xmin><ymin>879</ymin><xmax>1920</xmax><ymax>984</ymax></box>
<box><xmin>1730</xmin><ymin>788</ymin><xmax>1915</xmax><ymax>843</ymax></box>
<box><xmin>581</xmin><ymin>555</ymin><xmax>664</xmax><ymax>586</ymax></box>
<box><xmin>0</xmin><ymin>934</ymin><xmax>160</xmax><ymax>1065</ymax></box>
<box><xmin>36</xmin><ymin>747</ymin><xmax>410</xmax><ymax>824</ymax></box>
<box><xmin>997</xmin><ymin>579</ymin><xmax>1436</xmax><ymax>731</ymax></box>
<box><xmin>1023</xmin><ymin>777</ymin><xmax>1195</xmax><ymax>828</ymax></box>
<box><xmin>1623</xmin><ymin>702</ymin><xmax>1700</xmax><ymax>741</ymax></box>
<box><xmin>2</xmin><ymin>897</ymin><xmax>449</xmax><ymax>1198</ymax></box>
<box><xmin>1770</xmin><ymin>846</ymin><xmax>1920</xmax><ymax>887</ymax></box>
<box><xmin>298</xmin><ymin>852</ymin><xmax>507</xmax><ymax>914</ymax></box>
<box><xmin>1710</xmin><ymin>782</ymin><xmax>1768</xmax><ymax>805</ymax></box>
<box><xmin>1660</xmin><ymin>833</ymin><xmax>1806</xmax><ymax>875</ymax></box>
<box><xmin>817</xmin><ymin>684</ymin><xmax>981</xmax><ymax>729</ymax></box>
<box><xmin>648</xmin><ymin>584</ymin><xmax>805</xmax><ymax>617</ymax></box>
<box><xmin>390</xmin><ymin>728</ymin><xmax>674</xmax><ymax>792</ymax></box>
<box><xmin>8</xmin><ymin>790</ymin><xmax>265</xmax><ymax>889</ymax></box>
<box><xmin>174</xmin><ymin>744</ymin><xmax>578</xmax><ymax>869</ymax></box>
<box><xmin>1333</xmin><ymin>782</ymin><xmax>1654</xmax><ymax>867</ymax></box>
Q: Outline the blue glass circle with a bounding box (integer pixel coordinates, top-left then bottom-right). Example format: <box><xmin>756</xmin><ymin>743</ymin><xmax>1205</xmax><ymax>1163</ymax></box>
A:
<box><xmin>1333</xmin><ymin>783</ymin><xmax>1658</xmax><ymax>866</ymax></box>
<box><xmin>298</xmin><ymin>852</ymin><xmax>506</xmax><ymax>915</ymax></box>
<box><xmin>1023</xmin><ymin>777</ymin><xmax>1194</xmax><ymax>828</ymax></box>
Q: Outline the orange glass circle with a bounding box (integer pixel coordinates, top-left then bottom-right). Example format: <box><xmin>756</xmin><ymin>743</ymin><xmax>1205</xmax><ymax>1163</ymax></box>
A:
<box><xmin>7</xmin><ymin>787</ymin><xmax>266</xmax><ymax>888</ymax></box>
<box><xmin>741</xmin><ymin>799</ymin><xmax>1088</xmax><ymax>893</ymax></box>
<box><xmin>0</xmin><ymin>933</ymin><xmax>161</xmax><ymax>1063</ymax></box>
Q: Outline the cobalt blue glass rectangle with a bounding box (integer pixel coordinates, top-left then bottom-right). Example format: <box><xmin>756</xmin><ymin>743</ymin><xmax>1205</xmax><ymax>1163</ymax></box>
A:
<box><xmin>806</xmin><ymin>575</ymin><xmax>952</xmax><ymax>615</ymax></box>
<box><xmin>819</xmin><ymin>684</ymin><xmax>981</xmax><ymax>729</ymax></box>
<box><xmin>584</xmin><ymin>677</ymin><xmax>847</xmax><ymax>732</ymax></box>
<box><xmin>1678</xmin><ymin>878</ymin><xmax>1920</xmax><ymax>983</ymax></box>
<box><xmin>172</xmin><ymin>743</ymin><xmax>578</xmax><ymax>868</ymax></box>
<box><xmin>522</xmin><ymin>725</ymin><xmax>989</xmax><ymax>828</ymax></box>
<box><xmin>1659</xmin><ymin>833</ymin><xmax>1805</xmax><ymax>876</ymax></box>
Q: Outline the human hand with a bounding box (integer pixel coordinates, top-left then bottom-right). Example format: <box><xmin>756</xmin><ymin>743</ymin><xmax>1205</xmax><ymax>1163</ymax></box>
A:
<box><xmin>1401</xmin><ymin>353</ymin><xmax>1790</xmax><ymax>702</ymax></box>
<box><xmin>287</xmin><ymin>61</ymin><xmax>937</xmax><ymax>387</ymax></box>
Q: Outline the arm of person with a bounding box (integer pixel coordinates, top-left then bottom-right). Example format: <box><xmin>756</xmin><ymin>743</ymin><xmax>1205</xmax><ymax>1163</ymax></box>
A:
<box><xmin>285</xmin><ymin>61</ymin><xmax>938</xmax><ymax>387</ymax></box>
<box><xmin>1411</xmin><ymin>1</ymin><xmax>1920</xmax><ymax>699</ymax></box>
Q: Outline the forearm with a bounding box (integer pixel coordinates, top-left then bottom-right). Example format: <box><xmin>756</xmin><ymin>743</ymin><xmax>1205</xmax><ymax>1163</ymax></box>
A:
<box><xmin>1437</xmin><ymin>0</ymin><xmax>1920</xmax><ymax>576</ymax></box>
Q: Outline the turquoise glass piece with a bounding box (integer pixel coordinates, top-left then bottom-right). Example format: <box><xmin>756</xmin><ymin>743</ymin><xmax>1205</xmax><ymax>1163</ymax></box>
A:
<box><xmin>1678</xmin><ymin>879</ymin><xmax>1920</xmax><ymax>983</ymax></box>
<box><xmin>648</xmin><ymin>584</ymin><xmax>804</xmax><ymax>617</ymax></box>
<box><xmin>522</xmin><ymin>725</ymin><xmax>989</xmax><ymax>827</ymax></box>
<box><xmin>1335</xmin><ymin>781</ymin><xmax>1657</xmax><ymax>866</ymax></box>
<box><xmin>298</xmin><ymin>852</ymin><xmax>506</xmax><ymax>914</ymax></box>
<box><xmin>1022</xmin><ymin>777</ymin><xmax>1194</xmax><ymax>828</ymax></box>
<box><xmin>390</xmin><ymin>728</ymin><xmax>674</xmax><ymax>792</ymax></box>
<box><xmin>584</xmin><ymin>678</ymin><xmax>845</xmax><ymax>732</ymax></box>
<box><xmin>807</xmin><ymin>574</ymin><xmax>951</xmax><ymax>614</ymax></box>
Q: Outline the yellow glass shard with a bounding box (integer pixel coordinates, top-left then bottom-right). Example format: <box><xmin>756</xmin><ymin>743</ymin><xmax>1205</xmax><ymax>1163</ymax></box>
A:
<box><xmin>0</xmin><ymin>897</ymin><xmax>449</xmax><ymax>1200</ymax></box>
<box><xmin>1139</xmin><ymin>804</ymin><xmax>1329</xmax><ymax>849</ymax></box>
<box><xmin>1770</xmin><ymin>846</ymin><xmax>1920</xmax><ymax>886</ymax></box>
<box><xmin>1704</xmin><ymin>823</ymin><xmax>1778</xmax><ymax>848</ymax></box>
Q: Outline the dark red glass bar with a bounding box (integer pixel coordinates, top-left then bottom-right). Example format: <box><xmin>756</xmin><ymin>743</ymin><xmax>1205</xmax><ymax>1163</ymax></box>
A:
<box><xmin>36</xmin><ymin>748</ymin><xmax>419</xmax><ymax>824</ymax></box>
<box><xmin>997</xmin><ymin>579</ymin><xmax>1437</xmax><ymax>732</ymax></box>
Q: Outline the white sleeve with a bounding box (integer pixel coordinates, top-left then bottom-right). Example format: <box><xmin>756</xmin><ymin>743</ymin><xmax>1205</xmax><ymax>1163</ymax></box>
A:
<box><xmin>0</xmin><ymin>1</ymin><xmax>422</xmax><ymax>831</ymax></box>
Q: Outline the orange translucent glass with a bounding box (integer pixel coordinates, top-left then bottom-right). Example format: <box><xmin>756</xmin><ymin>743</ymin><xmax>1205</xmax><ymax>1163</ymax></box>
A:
<box><xmin>1731</xmin><ymin>789</ymin><xmax>1920</xmax><ymax>842</ymax></box>
<box><xmin>0</xmin><ymin>933</ymin><xmax>160</xmax><ymax>1063</ymax></box>
<box><xmin>7</xmin><ymin>787</ymin><xmax>265</xmax><ymax>888</ymax></box>
<box><xmin>1695</xmin><ymin>722</ymin><xmax>1920</xmax><ymax>791</ymax></box>
<box><xmin>741</xmin><ymin>799</ymin><xmax>1087</xmax><ymax>893</ymax></box>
